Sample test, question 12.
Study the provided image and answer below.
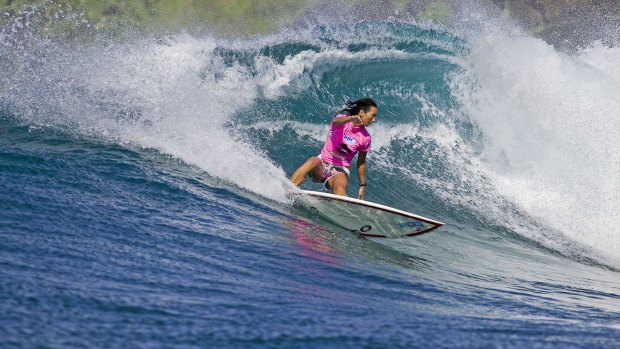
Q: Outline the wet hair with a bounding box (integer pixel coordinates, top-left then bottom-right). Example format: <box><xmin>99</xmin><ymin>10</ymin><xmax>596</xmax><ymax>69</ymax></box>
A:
<box><xmin>338</xmin><ymin>97</ymin><xmax>377</xmax><ymax>116</ymax></box>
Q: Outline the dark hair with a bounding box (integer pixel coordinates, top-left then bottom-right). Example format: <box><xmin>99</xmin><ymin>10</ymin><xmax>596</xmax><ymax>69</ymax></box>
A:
<box><xmin>338</xmin><ymin>97</ymin><xmax>377</xmax><ymax>116</ymax></box>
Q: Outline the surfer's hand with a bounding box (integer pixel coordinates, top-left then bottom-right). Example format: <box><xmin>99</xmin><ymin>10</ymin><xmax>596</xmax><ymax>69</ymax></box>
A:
<box><xmin>357</xmin><ymin>186</ymin><xmax>365</xmax><ymax>200</ymax></box>
<box><xmin>351</xmin><ymin>115</ymin><xmax>362</xmax><ymax>125</ymax></box>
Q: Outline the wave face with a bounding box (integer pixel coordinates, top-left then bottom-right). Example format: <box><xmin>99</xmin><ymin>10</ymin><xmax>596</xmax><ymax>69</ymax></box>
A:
<box><xmin>1</xmin><ymin>5</ymin><xmax>620</xmax><ymax>348</ymax></box>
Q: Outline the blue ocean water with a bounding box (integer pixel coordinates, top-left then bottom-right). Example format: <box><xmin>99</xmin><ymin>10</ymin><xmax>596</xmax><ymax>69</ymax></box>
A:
<box><xmin>2</xmin><ymin>5</ymin><xmax>620</xmax><ymax>348</ymax></box>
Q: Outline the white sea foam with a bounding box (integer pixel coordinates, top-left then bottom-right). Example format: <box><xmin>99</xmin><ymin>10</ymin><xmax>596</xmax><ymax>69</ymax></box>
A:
<box><xmin>1</xmin><ymin>34</ymin><xmax>294</xmax><ymax>201</ymax></box>
<box><xmin>450</xmin><ymin>31</ymin><xmax>620</xmax><ymax>267</ymax></box>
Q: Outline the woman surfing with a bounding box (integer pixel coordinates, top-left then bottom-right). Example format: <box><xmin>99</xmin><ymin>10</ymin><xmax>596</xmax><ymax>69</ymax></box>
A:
<box><xmin>290</xmin><ymin>98</ymin><xmax>378</xmax><ymax>200</ymax></box>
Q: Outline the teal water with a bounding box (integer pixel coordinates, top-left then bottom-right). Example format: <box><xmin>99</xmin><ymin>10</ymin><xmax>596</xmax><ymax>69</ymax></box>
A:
<box><xmin>1</xmin><ymin>9</ymin><xmax>620</xmax><ymax>348</ymax></box>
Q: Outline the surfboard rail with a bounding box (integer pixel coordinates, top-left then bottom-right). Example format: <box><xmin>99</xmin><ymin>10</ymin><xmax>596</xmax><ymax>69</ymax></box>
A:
<box><xmin>292</xmin><ymin>190</ymin><xmax>444</xmax><ymax>238</ymax></box>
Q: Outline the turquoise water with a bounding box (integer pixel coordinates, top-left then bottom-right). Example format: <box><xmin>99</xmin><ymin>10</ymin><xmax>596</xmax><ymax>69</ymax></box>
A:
<box><xmin>1</xmin><ymin>8</ymin><xmax>620</xmax><ymax>348</ymax></box>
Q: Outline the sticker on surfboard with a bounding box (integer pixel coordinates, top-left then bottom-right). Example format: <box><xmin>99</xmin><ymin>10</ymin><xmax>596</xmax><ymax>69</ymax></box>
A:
<box><xmin>292</xmin><ymin>190</ymin><xmax>444</xmax><ymax>238</ymax></box>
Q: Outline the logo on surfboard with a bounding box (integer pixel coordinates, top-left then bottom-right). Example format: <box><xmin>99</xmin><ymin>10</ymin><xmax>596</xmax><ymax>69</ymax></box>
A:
<box><xmin>398</xmin><ymin>221</ymin><xmax>426</xmax><ymax>230</ymax></box>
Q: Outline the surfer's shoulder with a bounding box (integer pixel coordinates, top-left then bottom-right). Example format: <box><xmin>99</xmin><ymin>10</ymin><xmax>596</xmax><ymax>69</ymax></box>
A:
<box><xmin>331</xmin><ymin>114</ymin><xmax>353</xmax><ymax>125</ymax></box>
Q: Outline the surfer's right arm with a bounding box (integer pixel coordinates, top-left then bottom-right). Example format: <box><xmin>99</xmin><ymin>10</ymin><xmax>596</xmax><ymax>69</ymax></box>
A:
<box><xmin>332</xmin><ymin>115</ymin><xmax>362</xmax><ymax>126</ymax></box>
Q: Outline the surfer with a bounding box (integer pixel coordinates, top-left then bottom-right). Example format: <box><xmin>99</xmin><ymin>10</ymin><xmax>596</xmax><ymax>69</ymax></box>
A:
<box><xmin>290</xmin><ymin>98</ymin><xmax>377</xmax><ymax>200</ymax></box>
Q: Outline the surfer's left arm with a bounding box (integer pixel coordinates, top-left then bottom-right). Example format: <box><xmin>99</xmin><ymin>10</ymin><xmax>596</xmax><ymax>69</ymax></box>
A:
<box><xmin>357</xmin><ymin>151</ymin><xmax>367</xmax><ymax>200</ymax></box>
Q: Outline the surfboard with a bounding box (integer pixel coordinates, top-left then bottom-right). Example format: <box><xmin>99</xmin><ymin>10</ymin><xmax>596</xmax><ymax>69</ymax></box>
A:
<box><xmin>292</xmin><ymin>190</ymin><xmax>444</xmax><ymax>238</ymax></box>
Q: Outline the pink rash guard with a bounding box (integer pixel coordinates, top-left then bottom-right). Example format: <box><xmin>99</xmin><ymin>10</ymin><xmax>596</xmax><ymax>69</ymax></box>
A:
<box><xmin>319</xmin><ymin>114</ymin><xmax>372</xmax><ymax>167</ymax></box>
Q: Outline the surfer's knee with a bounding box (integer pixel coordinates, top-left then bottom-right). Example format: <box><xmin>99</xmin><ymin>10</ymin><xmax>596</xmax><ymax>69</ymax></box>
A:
<box><xmin>332</xmin><ymin>184</ymin><xmax>347</xmax><ymax>196</ymax></box>
<box><xmin>329</xmin><ymin>175</ymin><xmax>348</xmax><ymax>196</ymax></box>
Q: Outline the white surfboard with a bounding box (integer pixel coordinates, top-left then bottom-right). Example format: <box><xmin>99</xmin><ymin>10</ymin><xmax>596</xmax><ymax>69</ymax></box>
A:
<box><xmin>292</xmin><ymin>190</ymin><xmax>444</xmax><ymax>238</ymax></box>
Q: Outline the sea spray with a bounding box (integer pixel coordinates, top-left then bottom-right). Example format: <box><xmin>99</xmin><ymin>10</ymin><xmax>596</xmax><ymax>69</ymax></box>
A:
<box><xmin>452</xmin><ymin>31</ymin><xmax>620</xmax><ymax>266</ymax></box>
<box><xmin>1</xmin><ymin>33</ymin><xmax>296</xmax><ymax>201</ymax></box>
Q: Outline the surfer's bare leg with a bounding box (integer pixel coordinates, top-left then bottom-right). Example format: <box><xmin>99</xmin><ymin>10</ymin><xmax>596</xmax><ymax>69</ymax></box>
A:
<box><xmin>290</xmin><ymin>157</ymin><xmax>322</xmax><ymax>186</ymax></box>
<box><xmin>327</xmin><ymin>173</ymin><xmax>348</xmax><ymax>196</ymax></box>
